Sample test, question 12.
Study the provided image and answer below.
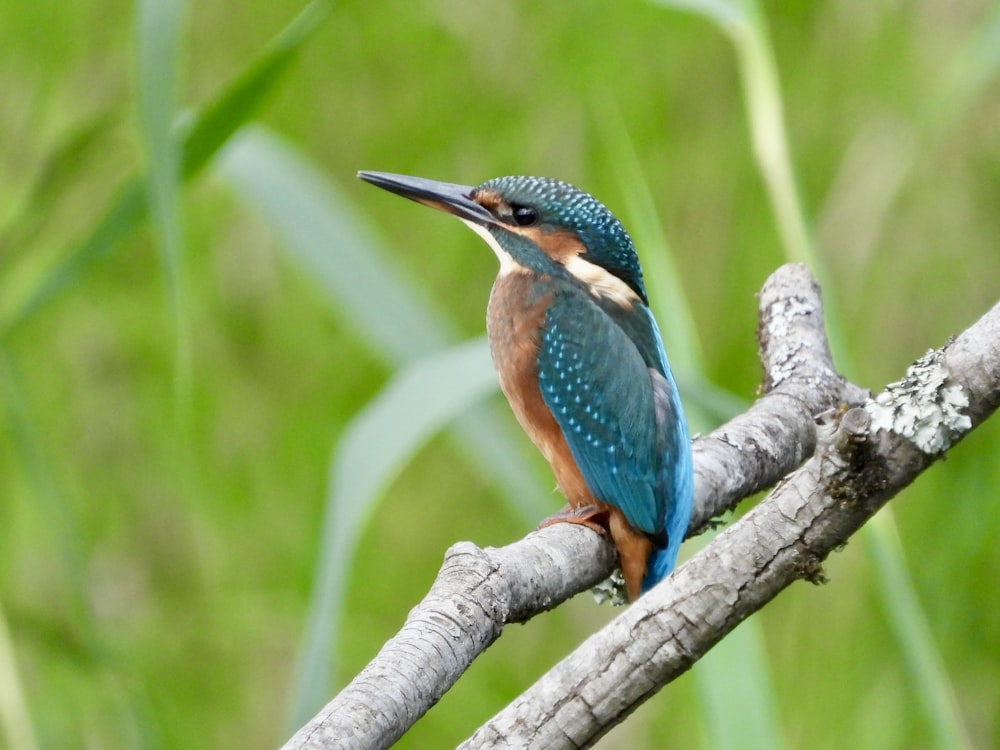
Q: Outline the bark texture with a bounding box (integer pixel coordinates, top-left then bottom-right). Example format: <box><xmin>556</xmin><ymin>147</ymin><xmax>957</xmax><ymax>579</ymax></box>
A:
<box><xmin>282</xmin><ymin>264</ymin><xmax>1000</xmax><ymax>750</ymax></box>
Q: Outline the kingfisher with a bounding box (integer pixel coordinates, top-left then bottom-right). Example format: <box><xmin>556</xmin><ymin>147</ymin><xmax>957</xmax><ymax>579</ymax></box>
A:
<box><xmin>358</xmin><ymin>171</ymin><xmax>693</xmax><ymax>601</ymax></box>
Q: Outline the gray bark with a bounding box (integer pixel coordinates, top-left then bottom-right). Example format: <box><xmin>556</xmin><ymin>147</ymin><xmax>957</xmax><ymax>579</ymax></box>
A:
<box><xmin>281</xmin><ymin>263</ymin><xmax>1000</xmax><ymax>750</ymax></box>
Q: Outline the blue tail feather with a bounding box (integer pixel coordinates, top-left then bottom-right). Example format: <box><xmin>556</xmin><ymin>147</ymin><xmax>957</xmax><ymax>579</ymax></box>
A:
<box><xmin>640</xmin><ymin>336</ymin><xmax>694</xmax><ymax>594</ymax></box>
<box><xmin>641</xmin><ymin>444</ymin><xmax>693</xmax><ymax>592</ymax></box>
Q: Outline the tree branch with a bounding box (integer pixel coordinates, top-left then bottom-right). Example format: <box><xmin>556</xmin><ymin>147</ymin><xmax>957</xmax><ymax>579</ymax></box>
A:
<box><xmin>460</xmin><ymin>296</ymin><xmax>1000</xmax><ymax>748</ymax></box>
<box><xmin>689</xmin><ymin>262</ymin><xmax>869</xmax><ymax>533</ymax></box>
<box><xmin>280</xmin><ymin>264</ymin><xmax>999</xmax><ymax>750</ymax></box>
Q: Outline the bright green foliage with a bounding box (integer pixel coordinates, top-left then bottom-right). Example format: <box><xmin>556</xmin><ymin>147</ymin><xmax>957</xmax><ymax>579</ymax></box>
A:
<box><xmin>1</xmin><ymin>2</ymin><xmax>999</xmax><ymax>749</ymax></box>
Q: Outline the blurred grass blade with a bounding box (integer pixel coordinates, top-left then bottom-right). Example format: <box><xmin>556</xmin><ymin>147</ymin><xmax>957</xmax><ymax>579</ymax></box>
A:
<box><xmin>817</xmin><ymin>4</ymin><xmax>1000</xmax><ymax>273</ymax></box>
<box><xmin>0</xmin><ymin>599</ymin><xmax>38</xmax><ymax>750</ymax></box>
<box><xmin>676</xmin><ymin>374</ymin><xmax>747</xmax><ymax>425</ymax></box>
<box><xmin>289</xmin><ymin>338</ymin><xmax>500</xmax><ymax>726</ymax></box>
<box><xmin>214</xmin><ymin>126</ymin><xmax>456</xmax><ymax>361</ymax></box>
<box><xmin>650</xmin><ymin>0</ymin><xmax>816</xmax><ymax>271</ymax></box>
<box><xmin>0</xmin><ymin>110</ymin><xmax>117</xmax><ymax>263</ymax></box>
<box><xmin>0</xmin><ymin>182</ymin><xmax>146</xmax><ymax>336</ymax></box>
<box><xmin>818</xmin><ymin>0</ymin><xmax>1000</xmax><ymax>282</ymax></box>
<box><xmin>180</xmin><ymin>0</ymin><xmax>334</xmax><ymax>179</ymax></box>
<box><xmin>696</xmin><ymin>615</ymin><xmax>783</xmax><ymax>749</ymax></box>
<box><xmin>866</xmin><ymin>514</ymin><xmax>972</xmax><ymax>749</ymax></box>
<box><xmin>0</xmin><ymin>347</ymin><xmax>110</xmax><ymax>681</ymax></box>
<box><xmin>725</xmin><ymin>5</ymin><xmax>816</xmax><ymax>270</ymax></box>
<box><xmin>0</xmin><ymin>0</ymin><xmax>334</xmax><ymax>340</ymax></box>
<box><xmin>136</xmin><ymin>0</ymin><xmax>189</xmax><ymax>406</ymax></box>
<box><xmin>925</xmin><ymin>2</ymin><xmax>1000</xmax><ymax>133</ymax></box>
<box><xmin>650</xmin><ymin>0</ymin><xmax>749</xmax><ymax>29</ymax></box>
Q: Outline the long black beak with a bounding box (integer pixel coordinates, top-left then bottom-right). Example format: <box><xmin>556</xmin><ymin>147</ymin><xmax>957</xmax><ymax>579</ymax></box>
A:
<box><xmin>357</xmin><ymin>171</ymin><xmax>498</xmax><ymax>225</ymax></box>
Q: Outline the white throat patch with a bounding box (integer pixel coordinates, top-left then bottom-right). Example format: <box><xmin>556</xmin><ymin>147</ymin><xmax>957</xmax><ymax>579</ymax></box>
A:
<box><xmin>461</xmin><ymin>219</ymin><xmax>524</xmax><ymax>275</ymax></box>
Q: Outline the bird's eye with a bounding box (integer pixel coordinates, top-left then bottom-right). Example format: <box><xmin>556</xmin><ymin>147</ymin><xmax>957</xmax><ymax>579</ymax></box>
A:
<box><xmin>511</xmin><ymin>205</ymin><xmax>539</xmax><ymax>227</ymax></box>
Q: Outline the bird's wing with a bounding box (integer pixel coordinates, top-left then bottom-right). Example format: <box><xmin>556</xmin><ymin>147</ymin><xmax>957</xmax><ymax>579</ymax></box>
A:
<box><xmin>536</xmin><ymin>292</ymin><xmax>683</xmax><ymax>535</ymax></box>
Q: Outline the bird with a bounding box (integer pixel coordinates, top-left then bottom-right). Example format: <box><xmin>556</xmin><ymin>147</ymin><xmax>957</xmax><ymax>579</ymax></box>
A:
<box><xmin>357</xmin><ymin>170</ymin><xmax>693</xmax><ymax>601</ymax></box>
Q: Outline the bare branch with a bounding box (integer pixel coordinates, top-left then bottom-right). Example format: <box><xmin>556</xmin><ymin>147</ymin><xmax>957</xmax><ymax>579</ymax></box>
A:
<box><xmin>460</xmin><ymin>299</ymin><xmax>1000</xmax><ymax>749</ymax></box>
<box><xmin>690</xmin><ymin>262</ymin><xmax>869</xmax><ymax>533</ymax></box>
<box><xmin>280</xmin><ymin>264</ymin><xmax>998</xmax><ymax>750</ymax></box>
<box><xmin>282</xmin><ymin>528</ymin><xmax>618</xmax><ymax>750</ymax></box>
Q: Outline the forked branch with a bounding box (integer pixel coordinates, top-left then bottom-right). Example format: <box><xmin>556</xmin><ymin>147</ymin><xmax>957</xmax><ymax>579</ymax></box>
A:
<box><xmin>282</xmin><ymin>264</ymin><xmax>1000</xmax><ymax>750</ymax></box>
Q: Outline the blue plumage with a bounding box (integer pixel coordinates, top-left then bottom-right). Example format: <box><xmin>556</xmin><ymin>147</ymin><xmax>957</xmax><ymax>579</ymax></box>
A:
<box><xmin>537</xmin><ymin>286</ymin><xmax>691</xmax><ymax>592</ymax></box>
<box><xmin>538</xmin><ymin>295</ymin><xmax>663</xmax><ymax>533</ymax></box>
<box><xmin>640</xmin><ymin>306</ymin><xmax>694</xmax><ymax>591</ymax></box>
<box><xmin>358</xmin><ymin>169</ymin><xmax>694</xmax><ymax>599</ymax></box>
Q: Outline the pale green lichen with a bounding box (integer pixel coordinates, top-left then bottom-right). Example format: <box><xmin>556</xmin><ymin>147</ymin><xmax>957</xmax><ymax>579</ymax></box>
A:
<box><xmin>591</xmin><ymin>569</ymin><xmax>629</xmax><ymax>606</ymax></box>
<box><xmin>865</xmin><ymin>348</ymin><xmax>971</xmax><ymax>454</ymax></box>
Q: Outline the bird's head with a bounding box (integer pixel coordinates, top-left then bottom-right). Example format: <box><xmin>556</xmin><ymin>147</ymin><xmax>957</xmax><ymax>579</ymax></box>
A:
<box><xmin>358</xmin><ymin>171</ymin><xmax>648</xmax><ymax>306</ymax></box>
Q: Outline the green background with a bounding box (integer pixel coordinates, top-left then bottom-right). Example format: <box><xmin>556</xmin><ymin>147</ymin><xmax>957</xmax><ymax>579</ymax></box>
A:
<box><xmin>1</xmin><ymin>1</ymin><xmax>999</xmax><ymax>748</ymax></box>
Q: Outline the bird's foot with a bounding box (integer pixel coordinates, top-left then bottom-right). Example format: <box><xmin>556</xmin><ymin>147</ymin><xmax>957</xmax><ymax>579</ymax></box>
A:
<box><xmin>538</xmin><ymin>503</ymin><xmax>609</xmax><ymax>537</ymax></box>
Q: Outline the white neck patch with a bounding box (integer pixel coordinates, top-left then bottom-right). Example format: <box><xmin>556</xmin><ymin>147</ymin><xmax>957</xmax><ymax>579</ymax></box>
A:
<box><xmin>563</xmin><ymin>254</ymin><xmax>640</xmax><ymax>307</ymax></box>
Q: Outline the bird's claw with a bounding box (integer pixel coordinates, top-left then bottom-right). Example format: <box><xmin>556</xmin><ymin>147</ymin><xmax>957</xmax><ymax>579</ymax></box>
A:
<box><xmin>537</xmin><ymin>503</ymin><xmax>609</xmax><ymax>537</ymax></box>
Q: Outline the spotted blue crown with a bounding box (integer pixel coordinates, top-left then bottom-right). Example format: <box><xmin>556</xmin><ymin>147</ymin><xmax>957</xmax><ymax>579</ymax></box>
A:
<box><xmin>478</xmin><ymin>176</ymin><xmax>649</xmax><ymax>304</ymax></box>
